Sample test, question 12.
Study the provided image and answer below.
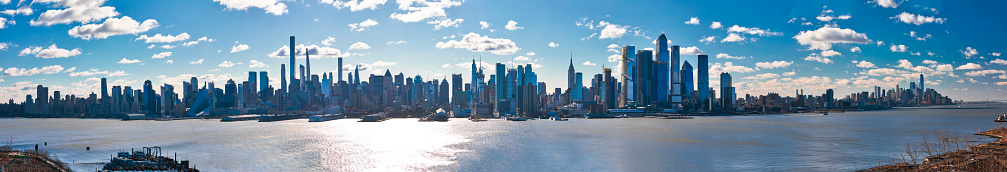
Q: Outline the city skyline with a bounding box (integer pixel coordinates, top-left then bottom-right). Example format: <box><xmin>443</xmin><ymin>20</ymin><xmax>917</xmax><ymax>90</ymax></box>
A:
<box><xmin>1</xmin><ymin>0</ymin><xmax>1006</xmax><ymax>101</ymax></box>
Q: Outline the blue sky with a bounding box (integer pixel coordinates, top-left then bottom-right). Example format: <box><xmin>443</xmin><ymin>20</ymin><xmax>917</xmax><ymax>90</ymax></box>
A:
<box><xmin>1</xmin><ymin>0</ymin><xmax>1006</xmax><ymax>101</ymax></box>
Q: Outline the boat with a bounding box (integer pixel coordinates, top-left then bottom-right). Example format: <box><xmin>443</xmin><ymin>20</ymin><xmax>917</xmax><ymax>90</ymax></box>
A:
<box><xmin>102</xmin><ymin>146</ymin><xmax>199</xmax><ymax>172</ymax></box>
<box><xmin>506</xmin><ymin>116</ymin><xmax>528</xmax><ymax>121</ymax></box>
<box><xmin>470</xmin><ymin>118</ymin><xmax>487</xmax><ymax>122</ymax></box>
<box><xmin>309</xmin><ymin>114</ymin><xmax>345</xmax><ymax>122</ymax></box>
<box><xmin>996</xmin><ymin>113</ymin><xmax>1007</xmax><ymax>122</ymax></box>
<box><xmin>550</xmin><ymin>116</ymin><xmax>568</xmax><ymax>121</ymax></box>
<box><xmin>358</xmin><ymin>112</ymin><xmax>389</xmax><ymax>122</ymax></box>
<box><xmin>433</xmin><ymin>108</ymin><xmax>449</xmax><ymax>122</ymax></box>
<box><xmin>823</xmin><ymin>112</ymin><xmax>829</xmax><ymax>115</ymax></box>
<box><xmin>220</xmin><ymin>115</ymin><xmax>259</xmax><ymax>122</ymax></box>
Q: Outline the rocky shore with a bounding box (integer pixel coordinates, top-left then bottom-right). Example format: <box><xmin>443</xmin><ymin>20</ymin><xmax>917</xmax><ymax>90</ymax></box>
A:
<box><xmin>861</xmin><ymin>127</ymin><xmax>1007</xmax><ymax>171</ymax></box>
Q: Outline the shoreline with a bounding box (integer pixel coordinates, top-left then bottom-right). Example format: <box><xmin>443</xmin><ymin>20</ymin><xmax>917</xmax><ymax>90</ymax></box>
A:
<box><xmin>860</xmin><ymin>127</ymin><xmax>1007</xmax><ymax>171</ymax></box>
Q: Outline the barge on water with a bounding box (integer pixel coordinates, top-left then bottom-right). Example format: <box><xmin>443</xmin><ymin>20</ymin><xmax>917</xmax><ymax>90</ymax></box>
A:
<box><xmin>358</xmin><ymin>112</ymin><xmax>389</xmax><ymax>122</ymax></box>
<box><xmin>101</xmin><ymin>146</ymin><xmax>198</xmax><ymax>172</ymax></box>
<box><xmin>309</xmin><ymin>114</ymin><xmax>345</xmax><ymax>122</ymax></box>
<box><xmin>220</xmin><ymin>115</ymin><xmax>259</xmax><ymax>122</ymax></box>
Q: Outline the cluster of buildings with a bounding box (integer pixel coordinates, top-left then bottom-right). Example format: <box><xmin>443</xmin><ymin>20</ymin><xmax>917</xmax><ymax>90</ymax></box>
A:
<box><xmin>0</xmin><ymin>34</ymin><xmax>956</xmax><ymax>118</ymax></box>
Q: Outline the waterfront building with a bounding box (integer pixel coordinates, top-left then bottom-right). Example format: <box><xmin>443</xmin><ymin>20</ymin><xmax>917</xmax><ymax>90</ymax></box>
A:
<box><xmin>636</xmin><ymin>50</ymin><xmax>653</xmax><ymax>105</ymax></box>
<box><xmin>720</xmin><ymin>72</ymin><xmax>734</xmax><ymax>112</ymax></box>
<box><xmin>681</xmin><ymin>60</ymin><xmax>694</xmax><ymax>110</ymax></box>
<box><xmin>669</xmin><ymin>45</ymin><xmax>682</xmax><ymax>110</ymax></box>
<box><xmin>654</xmin><ymin>34</ymin><xmax>670</xmax><ymax>106</ymax></box>
<box><xmin>698</xmin><ymin>54</ymin><xmax>710</xmax><ymax>111</ymax></box>
<box><xmin>620</xmin><ymin>45</ymin><xmax>636</xmax><ymax>107</ymax></box>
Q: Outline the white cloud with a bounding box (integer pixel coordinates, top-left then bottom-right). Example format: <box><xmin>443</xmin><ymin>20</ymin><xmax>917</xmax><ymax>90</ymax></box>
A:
<box><xmin>871</xmin><ymin>0</ymin><xmax>900</xmax><ymax>8</ymax></box>
<box><xmin>699</xmin><ymin>36</ymin><xmax>716</xmax><ymax>43</ymax></box>
<box><xmin>907</xmin><ymin>31</ymin><xmax>932</xmax><ymax>41</ymax></box>
<box><xmin>117</xmin><ymin>58</ymin><xmax>141</xmax><ymax>64</ymax></box>
<box><xmin>727</xmin><ymin>25</ymin><xmax>782</xmax><ymax>36</ymax></box>
<box><xmin>854</xmin><ymin>61</ymin><xmax>875</xmax><ymax>68</ymax></box>
<box><xmin>755</xmin><ymin>61</ymin><xmax>793</xmax><ymax>69</ymax></box>
<box><xmin>2</xmin><ymin>6</ymin><xmax>33</xmax><ymax>16</ymax></box>
<box><xmin>3</xmin><ymin>65</ymin><xmax>65</xmax><ymax>76</ymax></box>
<box><xmin>0</xmin><ymin>42</ymin><xmax>12</xmax><ymax>51</ymax></box>
<box><xmin>681</xmin><ymin>46</ymin><xmax>704</xmax><ymax>55</ymax></box>
<box><xmin>212</xmin><ymin>0</ymin><xmax>287</xmax><ymax>15</ymax></box>
<box><xmin>18</xmin><ymin>44</ymin><xmax>82</xmax><ymax>58</ymax></box>
<box><xmin>181</xmin><ymin>37</ymin><xmax>214</xmax><ymax>47</ymax></box>
<box><xmin>684</xmin><ymin>17</ymin><xmax>699</xmax><ymax>25</ymax></box>
<box><xmin>435</xmin><ymin>33</ymin><xmax>518</xmax><ymax>55</ymax></box>
<box><xmin>891</xmin><ymin>12</ymin><xmax>946</xmax><ymax>25</ymax></box>
<box><xmin>964</xmin><ymin>70</ymin><xmax>1005</xmax><ymax>77</ymax></box>
<box><xmin>322</xmin><ymin>37</ymin><xmax>337</xmax><ymax>46</ymax></box>
<box><xmin>321</xmin><ymin>0</ymin><xmax>387</xmax><ymax>11</ymax></box>
<box><xmin>816</xmin><ymin>14</ymin><xmax>851</xmax><ymax>22</ymax></box>
<box><xmin>820</xmin><ymin>50</ymin><xmax>842</xmax><ymax>57</ymax></box>
<box><xmin>386</xmin><ymin>40</ymin><xmax>407</xmax><ymax>45</ymax></box>
<box><xmin>850</xmin><ymin>46</ymin><xmax>861</xmax><ymax>53</ymax></box>
<box><xmin>159</xmin><ymin>45</ymin><xmax>175</xmax><ymax>49</ymax></box>
<box><xmin>526</xmin><ymin>52</ymin><xmax>536</xmax><ymax>56</ymax></box>
<box><xmin>710</xmin><ymin>62</ymin><xmax>755</xmax><ymax>74</ymax></box>
<box><xmin>793</xmin><ymin>26</ymin><xmax>871</xmax><ymax>50</ymax></box>
<box><xmin>427</xmin><ymin>18</ymin><xmax>462</xmax><ymax>30</ymax></box>
<box><xmin>582</xmin><ymin>61</ymin><xmax>597</xmax><ymax>66</ymax></box>
<box><xmin>716</xmin><ymin>53</ymin><xmax>748</xmax><ymax>59</ymax></box>
<box><xmin>228</xmin><ymin>41</ymin><xmax>250</xmax><ymax>53</ymax></box>
<box><xmin>349</xmin><ymin>42</ymin><xmax>370</xmax><ymax>50</ymax></box>
<box><xmin>922</xmin><ymin>60</ymin><xmax>938</xmax><ymax>64</ymax></box>
<box><xmin>504</xmin><ymin>20</ymin><xmax>523</xmax><ymax>30</ymax></box>
<box><xmin>249</xmin><ymin>60</ymin><xmax>267</xmax><ymax>68</ymax></box>
<box><xmin>607</xmin><ymin>54</ymin><xmax>620</xmax><ymax>62</ymax></box>
<box><xmin>151</xmin><ymin>52</ymin><xmax>172</xmax><ymax>59</ymax></box>
<box><xmin>709</xmin><ymin>21</ymin><xmax>722</xmax><ymax>29</ymax></box>
<box><xmin>961</xmin><ymin>47</ymin><xmax>978</xmax><ymax>59</ymax></box>
<box><xmin>744</xmin><ymin>73</ymin><xmax>780</xmax><ymax>80</ymax></box>
<box><xmin>269</xmin><ymin>44</ymin><xmax>349</xmax><ymax>58</ymax></box>
<box><xmin>513</xmin><ymin>56</ymin><xmax>530</xmax><ymax>61</ymax></box>
<box><xmin>598</xmin><ymin>21</ymin><xmax>629</xmax><ymax>39</ymax></box>
<box><xmin>783</xmin><ymin>71</ymin><xmax>796</xmax><ymax>76</ymax></box>
<box><xmin>956</xmin><ymin>63</ymin><xmax>982</xmax><ymax>70</ymax></box>
<box><xmin>348</xmin><ymin>19</ymin><xmax>379</xmax><ymax>31</ymax></box>
<box><xmin>991</xmin><ymin>59</ymin><xmax>1007</xmax><ymax>65</ymax></box>
<box><xmin>479</xmin><ymin>21</ymin><xmax>490</xmax><ymax>29</ymax></box>
<box><xmin>889</xmin><ymin>44</ymin><xmax>907</xmax><ymax>52</ymax></box>
<box><xmin>68</xmin><ymin>16</ymin><xmax>159</xmax><ymax>40</ymax></box>
<box><xmin>865</xmin><ymin>68</ymin><xmax>898</xmax><ymax>76</ymax></box>
<box><xmin>388</xmin><ymin>0</ymin><xmax>462</xmax><ymax>23</ymax></box>
<box><xmin>135</xmin><ymin>33</ymin><xmax>190</xmax><ymax>43</ymax></box>
<box><xmin>67</xmin><ymin>68</ymin><xmax>128</xmax><ymax>77</ymax></box>
<box><xmin>548</xmin><ymin>42</ymin><xmax>559</xmax><ymax>48</ymax></box>
<box><xmin>164</xmin><ymin>60</ymin><xmax>173</xmax><ymax>64</ymax></box>
<box><xmin>803</xmin><ymin>54</ymin><xmax>833</xmax><ymax>64</ymax></box>
<box><xmin>721</xmin><ymin>33</ymin><xmax>745</xmax><ymax>43</ymax></box>
<box><xmin>190</xmin><ymin>59</ymin><xmax>204</xmax><ymax>64</ymax></box>
<box><xmin>30</xmin><ymin>0</ymin><xmax>119</xmax><ymax>26</ymax></box>
<box><xmin>0</xmin><ymin>17</ymin><xmax>8</xmax><ymax>29</ymax></box>
<box><xmin>218</xmin><ymin>61</ymin><xmax>235</xmax><ymax>68</ymax></box>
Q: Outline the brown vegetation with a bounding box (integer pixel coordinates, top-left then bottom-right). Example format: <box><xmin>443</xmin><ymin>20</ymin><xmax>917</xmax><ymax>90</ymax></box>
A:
<box><xmin>861</xmin><ymin>127</ymin><xmax>1007</xmax><ymax>172</ymax></box>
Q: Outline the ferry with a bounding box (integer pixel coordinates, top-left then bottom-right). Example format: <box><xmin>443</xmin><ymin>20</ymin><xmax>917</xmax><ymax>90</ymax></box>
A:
<box><xmin>506</xmin><ymin>116</ymin><xmax>528</xmax><ymax>121</ymax></box>
<box><xmin>550</xmin><ymin>116</ymin><xmax>568</xmax><ymax>121</ymax></box>
<box><xmin>823</xmin><ymin>112</ymin><xmax>829</xmax><ymax>115</ymax></box>
<box><xmin>358</xmin><ymin>112</ymin><xmax>389</xmax><ymax>122</ymax></box>
<box><xmin>308</xmin><ymin>114</ymin><xmax>345</xmax><ymax>122</ymax></box>
<box><xmin>433</xmin><ymin>108</ymin><xmax>450</xmax><ymax>122</ymax></box>
<box><xmin>996</xmin><ymin>113</ymin><xmax>1007</xmax><ymax>122</ymax></box>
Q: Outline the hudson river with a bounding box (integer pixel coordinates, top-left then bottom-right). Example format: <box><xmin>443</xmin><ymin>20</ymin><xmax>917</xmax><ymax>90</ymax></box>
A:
<box><xmin>2</xmin><ymin>104</ymin><xmax>1005</xmax><ymax>171</ymax></box>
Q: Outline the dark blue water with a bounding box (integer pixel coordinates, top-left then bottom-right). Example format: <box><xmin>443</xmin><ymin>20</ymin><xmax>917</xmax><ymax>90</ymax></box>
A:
<box><xmin>1</xmin><ymin>104</ymin><xmax>1004</xmax><ymax>171</ymax></box>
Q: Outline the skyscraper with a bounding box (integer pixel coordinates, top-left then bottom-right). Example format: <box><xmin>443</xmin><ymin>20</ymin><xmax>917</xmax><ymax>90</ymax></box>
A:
<box><xmin>698</xmin><ymin>55</ymin><xmax>709</xmax><ymax>111</ymax></box>
<box><xmin>280</xmin><ymin>64</ymin><xmax>286</xmax><ymax>109</ymax></box>
<box><xmin>259</xmin><ymin>71</ymin><xmax>268</xmax><ymax>92</ymax></box>
<box><xmin>681</xmin><ymin>60</ymin><xmax>694</xmax><ymax>108</ymax></box>
<box><xmin>248</xmin><ymin>71</ymin><xmax>257</xmax><ymax>93</ymax></box>
<box><xmin>670</xmin><ymin>45</ymin><xmax>682</xmax><ymax>109</ymax></box>
<box><xmin>338</xmin><ymin>57</ymin><xmax>343</xmax><ymax>82</ymax></box>
<box><xmin>620</xmin><ymin>45</ymin><xmax>636</xmax><ymax>107</ymax></box>
<box><xmin>720</xmin><ymin>72</ymin><xmax>733</xmax><ymax>111</ymax></box>
<box><xmin>567</xmin><ymin>55</ymin><xmax>576</xmax><ymax>102</ymax></box>
<box><xmin>919</xmin><ymin>73</ymin><xmax>924</xmax><ymax>91</ymax></box>
<box><xmin>289</xmin><ymin>36</ymin><xmax>295</xmax><ymax>94</ymax></box>
<box><xmin>636</xmin><ymin>50</ymin><xmax>653</xmax><ymax>105</ymax></box>
<box><xmin>654</xmin><ymin>34</ymin><xmax>669</xmax><ymax>105</ymax></box>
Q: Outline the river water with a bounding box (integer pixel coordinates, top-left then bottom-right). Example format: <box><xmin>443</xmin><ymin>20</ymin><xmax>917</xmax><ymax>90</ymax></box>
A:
<box><xmin>1</xmin><ymin>104</ymin><xmax>1005</xmax><ymax>171</ymax></box>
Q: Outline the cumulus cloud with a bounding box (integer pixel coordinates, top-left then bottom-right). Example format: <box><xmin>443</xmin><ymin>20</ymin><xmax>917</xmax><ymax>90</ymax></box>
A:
<box><xmin>889</xmin><ymin>44</ymin><xmax>907</xmax><ymax>52</ymax></box>
<box><xmin>871</xmin><ymin>0</ymin><xmax>900</xmax><ymax>8</ymax></box>
<box><xmin>548</xmin><ymin>42</ymin><xmax>559</xmax><ymax>48</ymax></box>
<box><xmin>854</xmin><ymin>60</ymin><xmax>875</xmax><ymax>68</ymax></box>
<box><xmin>961</xmin><ymin>47</ymin><xmax>978</xmax><ymax>59</ymax></box>
<box><xmin>269</xmin><ymin>44</ymin><xmax>349</xmax><ymax>58</ymax></box>
<box><xmin>699</xmin><ymin>36</ymin><xmax>716</xmax><ymax>43</ymax></box>
<box><xmin>230</xmin><ymin>41</ymin><xmax>250</xmax><ymax>53</ymax></box>
<box><xmin>68</xmin><ymin>68</ymin><xmax>128</xmax><ymax>77</ymax></box>
<box><xmin>597</xmin><ymin>21</ymin><xmax>629</xmax><ymax>39</ymax></box>
<box><xmin>505</xmin><ymin>20</ymin><xmax>523</xmax><ymax>30</ymax></box>
<box><xmin>321</xmin><ymin>0</ymin><xmax>387</xmax><ymax>11</ymax></box>
<box><xmin>991</xmin><ymin>59</ymin><xmax>1007</xmax><ymax>65</ymax></box>
<box><xmin>684</xmin><ymin>17</ymin><xmax>699</xmax><ymax>25</ymax></box>
<box><xmin>117</xmin><ymin>58</ymin><xmax>141</xmax><ymax>64</ymax></box>
<box><xmin>434</xmin><ymin>32</ymin><xmax>518</xmax><ymax>55</ymax></box>
<box><xmin>30</xmin><ymin>0</ymin><xmax>119</xmax><ymax>26</ymax></box>
<box><xmin>956</xmin><ymin>63</ymin><xmax>982</xmax><ymax>70</ymax></box>
<box><xmin>681</xmin><ymin>46</ymin><xmax>704</xmax><ymax>55</ymax></box>
<box><xmin>249</xmin><ymin>60</ymin><xmax>267</xmax><ymax>68</ymax></box>
<box><xmin>212</xmin><ymin>0</ymin><xmax>288</xmax><ymax>15</ymax></box>
<box><xmin>803</xmin><ymin>54</ymin><xmax>833</xmax><ymax>64</ymax></box>
<box><xmin>151</xmin><ymin>52</ymin><xmax>172</xmax><ymax>59</ymax></box>
<box><xmin>68</xmin><ymin>16</ymin><xmax>159</xmax><ymax>40</ymax></box>
<box><xmin>582</xmin><ymin>61</ymin><xmax>597</xmax><ymax>66</ymax></box>
<box><xmin>709</xmin><ymin>21</ymin><xmax>722</xmax><ymax>29</ymax></box>
<box><xmin>710</xmin><ymin>62</ymin><xmax>755</xmax><ymax>74</ymax></box>
<box><xmin>427</xmin><ymin>18</ymin><xmax>462</xmax><ymax>30</ymax></box>
<box><xmin>164</xmin><ymin>60</ymin><xmax>173</xmax><ymax>64</ymax></box>
<box><xmin>3</xmin><ymin>65</ymin><xmax>65</xmax><ymax>76</ymax></box>
<box><xmin>891</xmin><ymin>12</ymin><xmax>946</xmax><ymax>25</ymax></box>
<box><xmin>907</xmin><ymin>31</ymin><xmax>932</xmax><ymax>41</ymax></box>
<box><xmin>793</xmin><ymin>26</ymin><xmax>871</xmax><ymax>50</ymax></box>
<box><xmin>850</xmin><ymin>46</ymin><xmax>861</xmax><ymax>53</ymax></box>
<box><xmin>727</xmin><ymin>25</ymin><xmax>782</xmax><ymax>36</ymax></box>
<box><xmin>744</xmin><ymin>73</ymin><xmax>780</xmax><ymax>80</ymax></box>
<box><xmin>348</xmin><ymin>19</ymin><xmax>378</xmax><ymax>31</ymax></box>
<box><xmin>820</xmin><ymin>50</ymin><xmax>842</xmax><ymax>57</ymax></box>
<box><xmin>513</xmin><ymin>56</ymin><xmax>530</xmax><ymax>61</ymax></box>
<box><xmin>964</xmin><ymin>70</ymin><xmax>1005</xmax><ymax>77</ymax></box>
<box><xmin>135</xmin><ymin>33</ymin><xmax>190</xmax><ymax>43</ymax></box>
<box><xmin>715</xmin><ymin>53</ymin><xmax>748</xmax><ymax>59</ymax></box>
<box><xmin>322</xmin><ymin>36</ymin><xmax>337</xmax><ymax>46</ymax></box>
<box><xmin>783</xmin><ymin>71</ymin><xmax>796</xmax><ymax>76</ymax></box>
<box><xmin>352</xmin><ymin>41</ymin><xmax>372</xmax><ymax>49</ymax></box>
<box><xmin>18</xmin><ymin>44</ymin><xmax>83</xmax><ymax>58</ymax></box>
<box><xmin>388</xmin><ymin>0</ymin><xmax>462</xmax><ymax>23</ymax></box>
<box><xmin>721</xmin><ymin>33</ymin><xmax>745</xmax><ymax>43</ymax></box>
<box><xmin>386</xmin><ymin>40</ymin><xmax>407</xmax><ymax>45</ymax></box>
<box><xmin>865</xmin><ymin>68</ymin><xmax>898</xmax><ymax>76</ymax></box>
<box><xmin>2</xmin><ymin>6</ymin><xmax>34</xmax><ymax>16</ymax></box>
<box><xmin>0</xmin><ymin>17</ymin><xmax>11</xmax><ymax>29</ymax></box>
<box><xmin>0</xmin><ymin>42</ymin><xmax>12</xmax><ymax>51</ymax></box>
<box><xmin>181</xmin><ymin>37</ymin><xmax>215</xmax><ymax>47</ymax></box>
<box><xmin>190</xmin><ymin>59</ymin><xmax>204</xmax><ymax>64</ymax></box>
<box><xmin>755</xmin><ymin>61</ymin><xmax>792</xmax><ymax>69</ymax></box>
<box><xmin>218</xmin><ymin>61</ymin><xmax>235</xmax><ymax>68</ymax></box>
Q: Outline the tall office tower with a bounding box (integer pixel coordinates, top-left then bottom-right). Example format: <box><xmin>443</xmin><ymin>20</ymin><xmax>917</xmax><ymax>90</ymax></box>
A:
<box><xmin>567</xmin><ymin>56</ymin><xmax>576</xmax><ymax>103</ymax></box>
<box><xmin>289</xmin><ymin>36</ymin><xmax>296</xmax><ymax>94</ymax></box>
<box><xmin>100</xmin><ymin>77</ymin><xmax>108</xmax><ymax>113</ymax></box>
<box><xmin>439</xmin><ymin>79</ymin><xmax>450</xmax><ymax>106</ymax></box>
<box><xmin>52</xmin><ymin>91</ymin><xmax>61</xmax><ymax>113</ymax></box>
<box><xmin>259</xmin><ymin>71</ymin><xmax>268</xmax><ymax>92</ymax></box>
<box><xmin>112</xmin><ymin>86</ymin><xmax>121</xmax><ymax>114</ymax></box>
<box><xmin>337</xmin><ymin>58</ymin><xmax>344</xmax><ymax>82</ymax></box>
<box><xmin>670</xmin><ymin>45</ymin><xmax>682</xmax><ymax>109</ymax></box>
<box><xmin>452</xmin><ymin>74</ymin><xmax>464</xmax><ymax>107</ymax></box>
<box><xmin>720</xmin><ymin>72</ymin><xmax>733</xmax><ymax>111</ymax></box>
<box><xmin>224</xmin><ymin>79</ymin><xmax>237</xmax><ymax>108</ymax></box>
<box><xmin>698</xmin><ymin>55</ymin><xmax>710</xmax><ymax>111</ymax></box>
<box><xmin>681</xmin><ymin>60</ymin><xmax>694</xmax><ymax>106</ymax></box>
<box><xmin>575</xmin><ymin>72</ymin><xmax>583</xmax><ymax>101</ymax></box>
<box><xmin>306</xmin><ymin>49</ymin><xmax>311</xmax><ymax>84</ymax></box>
<box><xmin>636</xmin><ymin>50</ymin><xmax>653</xmax><ymax>105</ymax></box>
<box><xmin>654</xmin><ymin>34</ymin><xmax>670</xmax><ymax>105</ymax></box>
<box><xmin>621</xmin><ymin>45</ymin><xmax>636</xmax><ymax>107</ymax></box>
<box><xmin>144</xmin><ymin>80</ymin><xmax>158</xmax><ymax>116</ymax></box>
<box><xmin>280</xmin><ymin>64</ymin><xmax>286</xmax><ymax>108</ymax></box>
<box><xmin>825</xmin><ymin>89</ymin><xmax>834</xmax><ymax>107</ymax></box>
<box><xmin>248</xmin><ymin>71</ymin><xmax>257</xmax><ymax>93</ymax></box>
<box><xmin>495</xmin><ymin>63</ymin><xmax>506</xmax><ymax>101</ymax></box>
<box><xmin>299</xmin><ymin>65</ymin><xmax>306</xmax><ymax>89</ymax></box>
<box><xmin>604</xmin><ymin>68</ymin><xmax>615</xmax><ymax>109</ymax></box>
<box><xmin>124</xmin><ymin>86</ymin><xmax>133</xmax><ymax>113</ymax></box>
<box><xmin>36</xmin><ymin>85</ymin><xmax>48</xmax><ymax>114</ymax></box>
<box><xmin>919</xmin><ymin>73</ymin><xmax>924</xmax><ymax>91</ymax></box>
<box><xmin>471</xmin><ymin>59</ymin><xmax>478</xmax><ymax>104</ymax></box>
<box><xmin>353</xmin><ymin>65</ymin><xmax>360</xmax><ymax>84</ymax></box>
